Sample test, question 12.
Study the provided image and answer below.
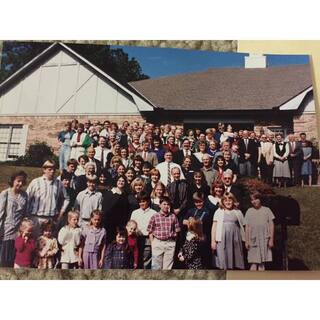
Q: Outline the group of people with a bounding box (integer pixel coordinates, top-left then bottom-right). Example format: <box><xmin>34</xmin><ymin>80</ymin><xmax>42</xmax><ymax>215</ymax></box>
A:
<box><xmin>0</xmin><ymin>119</ymin><xmax>315</xmax><ymax>271</ymax></box>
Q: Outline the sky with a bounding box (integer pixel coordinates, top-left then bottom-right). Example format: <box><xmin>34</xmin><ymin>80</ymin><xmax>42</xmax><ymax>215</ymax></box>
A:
<box><xmin>111</xmin><ymin>45</ymin><xmax>310</xmax><ymax>79</ymax></box>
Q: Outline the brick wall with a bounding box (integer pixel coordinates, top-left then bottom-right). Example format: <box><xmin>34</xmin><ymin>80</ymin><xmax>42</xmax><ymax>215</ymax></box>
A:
<box><xmin>0</xmin><ymin>114</ymin><xmax>145</xmax><ymax>154</ymax></box>
<box><xmin>293</xmin><ymin>113</ymin><xmax>319</xmax><ymax>140</ymax></box>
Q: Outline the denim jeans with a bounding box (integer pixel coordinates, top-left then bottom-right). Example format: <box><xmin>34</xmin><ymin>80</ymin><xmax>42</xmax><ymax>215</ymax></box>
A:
<box><xmin>59</xmin><ymin>145</ymin><xmax>71</xmax><ymax>171</ymax></box>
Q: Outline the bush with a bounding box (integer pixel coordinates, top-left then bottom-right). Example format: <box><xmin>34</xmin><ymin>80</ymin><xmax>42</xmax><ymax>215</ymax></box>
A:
<box><xmin>13</xmin><ymin>141</ymin><xmax>58</xmax><ymax>167</ymax></box>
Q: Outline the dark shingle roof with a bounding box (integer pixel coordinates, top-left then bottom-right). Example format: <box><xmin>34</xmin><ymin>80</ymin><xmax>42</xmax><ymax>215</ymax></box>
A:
<box><xmin>129</xmin><ymin>64</ymin><xmax>312</xmax><ymax>110</ymax></box>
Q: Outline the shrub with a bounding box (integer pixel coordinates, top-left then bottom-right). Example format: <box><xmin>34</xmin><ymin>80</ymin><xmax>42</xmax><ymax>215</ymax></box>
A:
<box><xmin>13</xmin><ymin>141</ymin><xmax>58</xmax><ymax>167</ymax></box>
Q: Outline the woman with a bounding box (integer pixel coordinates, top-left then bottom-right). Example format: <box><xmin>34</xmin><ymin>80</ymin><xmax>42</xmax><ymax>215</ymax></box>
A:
<box><xmin>272</xmin><ymin>133</ymin><xmax>290</xmax><ymax>188</ymax></box>
<box><xmin>102</xmin><ymin>176</ymin><xmax>129</xmax><ymax>244</ymax></box>
<box><xmin>207</xmin><ymin>140</ymin><xmax>218</xmax><ymax>158</ymax></box>
<box><xmin>223</xmin><ymin>151</ymin><xmax>238</xmax><ymax>183</ymax></box>
<box><xmin>194</xmin><ymin>142</ymin><xmax>208</xmax><ymax>163</ymax></box>
<box><xmin>120</xmin><ymin>148</ymin><xmax>133</xmax><ymax>169</ymax></box>
<box><xmin>188</xmin><ymin>171</ymin><xmax>210</xmax><ymax>202</ymax></box>
<box><xmin>75</xmin><ymin>155</ymin><xmax>89</xmax><ymax>176</ymax></box>
<box><xmin>301</xmin><ymin>141</ymin><xmax>313</xmax><ymax>187</ymax></box>
<box><xmin>207</xmin><ymin>181</ymin><xmax>225</xmax><ymax>212</ymax></box>
<box><xmin>124</xmin><ymin>167</ymin><xmax>136</xmax><ymax>189</ymax></box>
<box><xmin>150</xmin><ymin>182</ymin><xmax>168</xmax><ymax>212</ymax></box>
<box><xmin>145</xmin><ymin>168</ymin><xmax>161</xmax><ymax>195</ymax></box>
<box><xmin>0</xmin><ymin>171</ymin><xmax>28</xmax><ymax>267</ymax></box>
<box><xmin>127</xmin><ymin>178</ymin><xmax>145</xmax><ymax>215</ymax></box>
<box><xmin>128</xmin><ymin>133</ymin><xmax>142</xmax><ymax>156</ymax></box>
<box><xmin>132</xmin><ymin>155</ymin><xmax>144</xmax><ymax>177</ymax></box>
<box><xmin>58</xmin><ymin>121</ymin><xmax>74</xmax><ymax>171</ymax></box>
<box><xmin>212</xmin><ymin>155</ymin><xmax>227</xmax><ymax>182</ymax></box>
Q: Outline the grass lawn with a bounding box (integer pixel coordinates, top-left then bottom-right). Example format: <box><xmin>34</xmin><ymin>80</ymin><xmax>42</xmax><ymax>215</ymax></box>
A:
<box><xmin>0</xmin><ymin>164</ymin><xmax>319</xmax><ymax>270</ymax></box>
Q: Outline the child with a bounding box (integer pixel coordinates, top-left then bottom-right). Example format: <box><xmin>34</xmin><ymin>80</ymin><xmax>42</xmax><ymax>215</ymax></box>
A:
<box><xmin>14</xmin><ymin>218</ymin><xmax>36</xmax><ymax>268</ymax></box>
<box><xmin>37</xmin><ymin>220</ymin><xmax>59</xmax><ymax>269</ymax></box>
<box><xmin>147</xmin><ymin>196</ymin><xmax>181</xmax><ymax>270</ymax></box>
<box><xmin>141</xmin><ymin>162</ymin><xmax>152</xmax><ymax>184</ymax></box>
<box><xmin>244</xmin><ymin>192</ymin><xmax>275</xmax><ymax>271</ymax></box>
<box><xmin>131</xmin><ymin>192</ymin><xmax>157</xmax><ymax>269</ymax></box>
<box><xmin>211</xmin><ymin>192</ymin><xmax>245</xmax><ymax>270</ymax></box>
<box><xmin>126</xmin><ymin>220</ymin><xmax>139</xmax><ymax>269</ymax></box>
<box><xmin>104</xmin><ymin>227</ymin><xmax>134</xmax><ymax>269</ymax></box>
<box><xmin>58</xmin><ymin>210</ymin><xmax>82</xmax><ymax>269</ymax></box>
<box><xmin>79</xmin><ymin>210</ymin><xmax>106</xmax><ymax>269</ymax></box>
<box><xmin>74</xmin><ymin>175</ymin><xmax>102</xmax><ymax>227</ymax></box>
<box><xmin>178</xmin><ymin>217</ymin><xmax>204</xmax><ymax>269</ymax></box>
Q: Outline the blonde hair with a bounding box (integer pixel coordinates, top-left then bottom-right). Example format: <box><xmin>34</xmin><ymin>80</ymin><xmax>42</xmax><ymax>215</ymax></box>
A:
<box><xmin>126</xmin><ymin>220</ymin><xmax>137</xmax><ymax>229</ymax></box>
<box><xmin>130</xmin><ymin>177</ymin><xmax>145</xmax><ymax>193</ymax></box>
<box><xmin>89</xmin><ymin>209</ymin><xmax>103</xmax><ymax>226</ymax></box>
<box><xmin>67</xmin><ymin>210</ymin><xmax>79</xmax><ymax>223</ymax></box>
<box><xmin>219</xmin><ymin>192</ymin><xmax>239</xmax><ymax>210</ymax></box>
<box><xmin>187</xmin><ymin>217</ymin><xmax>204</xmax><ymax>241</ymax></box>
<box><xmin>19</xmin><ymin>218</ymin><xmax>34</xmax><ymax>234</ymax></box>
<box><xmin>150</xmin><ymin>182</ymin><xmax>168</xmax><ymax>200</ymax></box>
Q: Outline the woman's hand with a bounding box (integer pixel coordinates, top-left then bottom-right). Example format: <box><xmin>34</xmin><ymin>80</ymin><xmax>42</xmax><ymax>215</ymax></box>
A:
<box><xmin>245</xmin><ymin>241</ymin><xmax>250</xmax><ymax>250</ymax></box>
<box><xmin>177</xmin><ymin>252</ymin><xmax>184</xmax><ymax>262</ymax></box>
<box><xmin>211</xmin><ymin>241</ymin><xmax>217</xmax><ymax>251</ymax></box>
<box><xmin>268</xmin><ymin>239</ymin><xmax>274</xmax><ymax>249</ymax></box>
<box><xmin>98</xmin><ymin>259</ymin><xmax>104</xmax><ymax>269</ymax></box>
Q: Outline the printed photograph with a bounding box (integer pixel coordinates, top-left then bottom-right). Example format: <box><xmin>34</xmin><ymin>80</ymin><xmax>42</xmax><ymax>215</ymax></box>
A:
<box><xmin>0</xmin><ymin>40</ymin><xmax>318</xmax><ymax>278</ymax></box>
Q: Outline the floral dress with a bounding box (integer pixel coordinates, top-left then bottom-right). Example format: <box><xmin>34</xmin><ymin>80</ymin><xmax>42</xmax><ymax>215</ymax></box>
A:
<box><xmin>180</xmin><ymin>232</ymin><xmax>203</xmax><ymax>269</ymax></box>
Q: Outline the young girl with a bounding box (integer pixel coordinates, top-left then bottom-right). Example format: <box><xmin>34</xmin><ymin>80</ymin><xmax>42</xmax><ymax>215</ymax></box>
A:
<box><xmin>126</xmin><ymin>220</ymin><xmax>139</xmax><ymax>269</ymax></box>
<box><xmin>37</xmin><ymin>220</ymin><xmax>59</xmax><ymax>269</ymax></box>
<box><xmin>58</xmin><ymin>210</ymin><xmax>82</xmax><ymax>269</ymax></box>
<box><xmin>104</xmin><ymin>227</ymin><xmax>134</xmax><ymax>269</ymax></box>
<box><xmin>178</xmin><ymin>217</ymin><xmax>204</xmax><ymax>270</ymax></box>
<box><xmin>14</xmin><ymin>218</ymin><xmax>36</xmax><ymax>268</ymax></box>
<box><xmin>244</xmin><ymin>192</ymin><xmax>275</xmax><ymax>271</ymax></box>
<box><xmin>79</xmin><ymin>210</ymin><xmax>106</xmax><ymax>269</ymax></box>
<box><xmin>211</xmin><ymin>192</ymin><xmax>245</xmax><ymax>270</ymax></box>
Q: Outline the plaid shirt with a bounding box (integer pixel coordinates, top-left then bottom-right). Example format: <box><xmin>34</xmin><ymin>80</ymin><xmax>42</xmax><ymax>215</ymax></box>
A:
<box><xmin>147</xmin><ymin>211</ymin><xmax>180</xmax><ymax>241</ymax></box>
<box><xmin>104</xmin><ymin>243</ymin><xmax>133</xmax><ymax>269</ymax></box>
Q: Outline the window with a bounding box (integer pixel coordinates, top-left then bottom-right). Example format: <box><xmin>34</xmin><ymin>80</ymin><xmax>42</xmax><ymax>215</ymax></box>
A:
<box><xmin>267</xmin><ymin>126</ymin><xmax>287</xmax><ymax>137</ymax></box>
<box><xmin>0</xmin><ymin>125</ymin><xmax>27</xmax><ymax>161</ymax></box>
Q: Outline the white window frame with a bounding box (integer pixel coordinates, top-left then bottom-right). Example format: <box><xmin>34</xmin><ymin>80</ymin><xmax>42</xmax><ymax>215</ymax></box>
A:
<box><xmin>0</xmin><ymin>124</ymin><xmax>28</xmax><ymax>161</ymax></box>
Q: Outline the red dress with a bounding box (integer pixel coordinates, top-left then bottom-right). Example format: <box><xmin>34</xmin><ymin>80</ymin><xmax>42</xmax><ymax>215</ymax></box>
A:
<box><xmin>14</xmin><ymin>236</ymin><xmax>36</xmax><ymax>267</ymax></box>
<box><xmin>128</xmin><ymin>235</ymin><xmax>139</xmax><ymax>268</ymax></box>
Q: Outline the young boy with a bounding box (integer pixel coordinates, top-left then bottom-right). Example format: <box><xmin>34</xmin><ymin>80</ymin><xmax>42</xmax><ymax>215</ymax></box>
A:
<box><xmin>74</xmin><ymin>175</ymin><xmax>102</xmax><ymax>227</ymax></box>
<box><xmin>131</xmin><ymin>192</ymin><xmax>157</xmax><ymax>269</ymax></box>
<box><xmin>147</xmin><ymin>196</ymin><xmax>180</xmax><ymax>270</ymax></box>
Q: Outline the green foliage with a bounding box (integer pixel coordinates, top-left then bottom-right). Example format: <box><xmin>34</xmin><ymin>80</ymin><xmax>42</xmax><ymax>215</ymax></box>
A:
<box><xmin>0</xmin><ymin>41</ymin><xmax>149</xmax><ymax>83</ymax></box>
<box><xmin>13</xmin><ymin>141</ymin><xmax>58</xmax><ymax>168</ymax></box>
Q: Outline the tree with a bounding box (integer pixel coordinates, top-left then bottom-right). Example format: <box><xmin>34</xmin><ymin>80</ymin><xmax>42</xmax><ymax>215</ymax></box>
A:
<box><xmin>0</xmin><ymin>41</ymin><xmax>149</xmax><ymax>83</ymax></box>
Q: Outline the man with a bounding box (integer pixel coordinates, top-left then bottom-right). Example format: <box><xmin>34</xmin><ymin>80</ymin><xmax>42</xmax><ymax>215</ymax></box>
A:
<box><xmin>258</xmin><ymin>134</ymin><xmax>274</xmax><ymax>184</ymax></box>
<box><xmin>238</xmin><ymin>130</ymin><xmax>259</xmax><ymax>177</ymax></box>
<box><xmin>287</xmin><ymin>133</ymin><xmax>303</xmax><ymax>186</ymax></box>
<box><xmin>94</xmin><ymin>136</ymin><xmax>112</xmax><ymax>169</ymax></box>
<box><xmin>137</xmin><ymin>141</ymin><xmax>159</xmax><ymax>167</ymax></box>
<box><xmin>166</xmin><ymin>167</ymin><xmax>189</xmax><ymax>220</ymax></box>
<box><xmin>58</xmin><ymin>158</ymin><xmax>78</xmax><ymax>190</ymax></box>
<box><xmin>156</xmin><ymin>151</ymin><xmax>185</xmax><ymax>186</ymax></box>
<box><xmin>174</xmin><ymin>128</ymin><xmax>184</xmax><ymax>149</ymax></box>
<box><xmin>99</xmin><ymin>120</ymin><xmax>111</xmax><ymax>139</ymax></box>
<box><xmin>26</xmin><ymin>160</ymin><xmax>70</xmax><ymax>237</ymax></box>
<box><xmin>173</xmin><ymin>138</ymin><xmax>201</xmax><ymax>170</ymax></box>
<box><xmin>201</xmin><ymin>154</ymin><xmax>215</xmax><ymax>192</ymax></box>
<box><xmin>74</xmin><ymin>175</ymin><xmax>102</xmax><ymax>227</ymax></box>
<box><xmin>86</xmin><ymin>146</ymin><xmax>102</xmax><ymax>176</ymax></box>
<box><xmin>222</xmin><ymin>170</ymin><xmax>241</xmax><ymax>204</ymax></box>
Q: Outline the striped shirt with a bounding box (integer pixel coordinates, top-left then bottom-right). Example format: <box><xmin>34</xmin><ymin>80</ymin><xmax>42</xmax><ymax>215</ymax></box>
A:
<box><xmin>26</xmin><ymin>176</ymin><xmax>70</xmax><ymax>217</ymax></box>
<box><xmin>74</xmin><ymin>189</ymin><xmax>102</xmax><ymax>220</ymax></box>
<box><xmin>0</xmin><ymin>188</ymin><xmax>28</xmax><ymax>241</ymax></box>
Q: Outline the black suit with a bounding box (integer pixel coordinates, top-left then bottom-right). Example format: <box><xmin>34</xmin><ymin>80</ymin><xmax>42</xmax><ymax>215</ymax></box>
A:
<box><xmin>166</xmin><ymin>180</ymin><xmax>189</xmax><ymax>220</ymax></box>
<box><xmin>173</xmin><ymin>150</ymin><xmax>202</xmax><ymax>171</ymax></box>
<box><xmin>288</xmin><ymin>141</ymin><xmax>303</xmax><ymax>185</ymax></box>
<box><xmin>238</xmin><ymin>138</ymin><xmax>259</xmax><ymax>177</ymax></box>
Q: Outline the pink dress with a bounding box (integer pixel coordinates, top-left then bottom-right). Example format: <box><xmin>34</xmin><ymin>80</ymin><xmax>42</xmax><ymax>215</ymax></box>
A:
<box><xmin>81</xmin><ymin>226</ymin><xmax>106</xmax><ymax>269</ymax></box>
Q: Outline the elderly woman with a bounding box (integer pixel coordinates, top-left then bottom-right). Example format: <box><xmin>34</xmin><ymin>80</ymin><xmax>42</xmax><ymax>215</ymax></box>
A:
<box><xmin>0</xmin><ymin>171</ymin><xmax>28</xmax><ymax>267</ymax></box>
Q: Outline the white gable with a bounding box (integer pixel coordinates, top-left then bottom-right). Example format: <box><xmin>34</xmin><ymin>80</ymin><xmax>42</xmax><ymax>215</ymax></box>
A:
<box><xmin>0</xmin><ymin>48</ymin><xmax>149</xmax><ymax>115</ymax></box>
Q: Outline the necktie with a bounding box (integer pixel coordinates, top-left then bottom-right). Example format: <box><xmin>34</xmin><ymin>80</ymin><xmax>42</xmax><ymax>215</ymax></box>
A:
<box><xmin>167</xmin><ymin>162</ymin><xmax>171</xmax><ymax>185</ymax></box>
<box><xmin>101</xmin><ymin>148</ymin><xmax>104</xmax><ymax>166</ymax></box>
<box><xmin>245</xmin><ymin>139</ymin><xmax>248</xmax><ymax>150</ymax></box>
